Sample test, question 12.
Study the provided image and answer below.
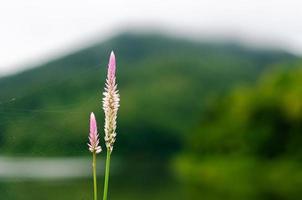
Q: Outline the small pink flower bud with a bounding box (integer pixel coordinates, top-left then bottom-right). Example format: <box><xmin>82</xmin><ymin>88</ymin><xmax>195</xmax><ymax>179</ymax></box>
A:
<box><xmin>88</xmin><ymin>112</ymin><xmax>102</xmax><ymax>154</ymax></box>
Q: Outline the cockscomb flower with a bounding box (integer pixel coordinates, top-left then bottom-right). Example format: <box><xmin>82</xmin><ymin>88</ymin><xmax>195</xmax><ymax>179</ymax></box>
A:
<box><xmin>88</xmin><ymin>112</ymin><xmax>102</xmax><ymax>153</ymax></box>
<box><xmin>102</xmin><ymin>51</ymin><xmax>120</xmax><ymax>153</ymax></box>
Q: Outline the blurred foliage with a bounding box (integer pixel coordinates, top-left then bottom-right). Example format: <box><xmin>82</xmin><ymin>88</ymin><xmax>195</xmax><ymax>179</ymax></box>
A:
<box><xmin>174</xmin><ymin>67</ymin><xmax>302</xmax><ymax>200</ymax></box>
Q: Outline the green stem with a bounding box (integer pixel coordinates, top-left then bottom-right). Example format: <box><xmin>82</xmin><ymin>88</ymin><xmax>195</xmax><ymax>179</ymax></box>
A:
<box><xmin>103</xmin><ymin>148</ymin><xmax>111</xmax><ymax>200</ymax></box>
<box><xmin>93</xmin><ymin>152</ymin><xmax>98</xmax><ymax>200</ymax></box>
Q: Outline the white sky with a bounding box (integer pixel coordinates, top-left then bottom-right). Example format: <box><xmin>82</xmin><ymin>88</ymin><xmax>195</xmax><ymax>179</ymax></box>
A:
<box><xmin>0</xmin><ymin>0</ymin><xmax>302</xmax><ymax>76</ymax></box>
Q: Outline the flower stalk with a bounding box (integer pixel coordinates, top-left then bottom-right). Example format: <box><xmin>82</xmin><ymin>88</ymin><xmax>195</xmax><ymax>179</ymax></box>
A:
<box><xmin>103</xmin><ymin>148</ymin><xmax>111</xmax><ymax>200</ymax></box>
<box><xmin>102</xmin><ymin>51</ymin><xmax>120</xmax><ymax>200</ymax></box>
<box><xmin>93</xmin><ymin>152</ymin><xmax>97</xmax><ymax>200</ymax></box>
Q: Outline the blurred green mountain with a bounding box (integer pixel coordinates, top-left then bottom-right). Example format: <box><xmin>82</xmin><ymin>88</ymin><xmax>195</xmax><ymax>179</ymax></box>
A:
<box><xmin>0</xmin><ymin>33</ymin><xmax>297</xmax><ymax>157</ymax></box>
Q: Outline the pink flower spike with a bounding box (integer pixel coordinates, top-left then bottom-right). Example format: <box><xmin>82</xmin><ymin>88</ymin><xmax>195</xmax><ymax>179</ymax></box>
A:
<box><xmin>103</xmin><ymin>51</ymin><xmax>120</xmax><ymax>152</ymax></box>
<box><xmin>107</xmin><ymin>51</ymin><xmax>116</xmax><ymax>80</ymax></box>
<box><xmin>88</xmin><ymin>112</ymin><xmax>102</xmax><ymax>154</ymax></box>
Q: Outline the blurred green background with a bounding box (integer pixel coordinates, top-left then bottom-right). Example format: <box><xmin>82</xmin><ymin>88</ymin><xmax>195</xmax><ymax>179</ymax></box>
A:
<box><xmin>0</xmin><ymin>33</ymin><xmax>301</xmax><ymax>200</ymax></box>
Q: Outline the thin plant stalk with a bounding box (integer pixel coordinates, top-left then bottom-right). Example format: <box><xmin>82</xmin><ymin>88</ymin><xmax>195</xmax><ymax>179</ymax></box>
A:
<box><xmin>103</xmin><ymin>149</ymin><xmax>111</xmax><ymax>200</ymax></box>
<box><xmin>92</xmin><ymin>152</ymin><xmax>98</xmax><ymax>200</ymax></box>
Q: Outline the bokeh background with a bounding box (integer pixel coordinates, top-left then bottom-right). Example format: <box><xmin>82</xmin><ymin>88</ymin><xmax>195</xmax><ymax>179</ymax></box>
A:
<box><xmin>0</xmin><ymin>1</ymin><xmax>302</xmax><ymax>200</ymax></box>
